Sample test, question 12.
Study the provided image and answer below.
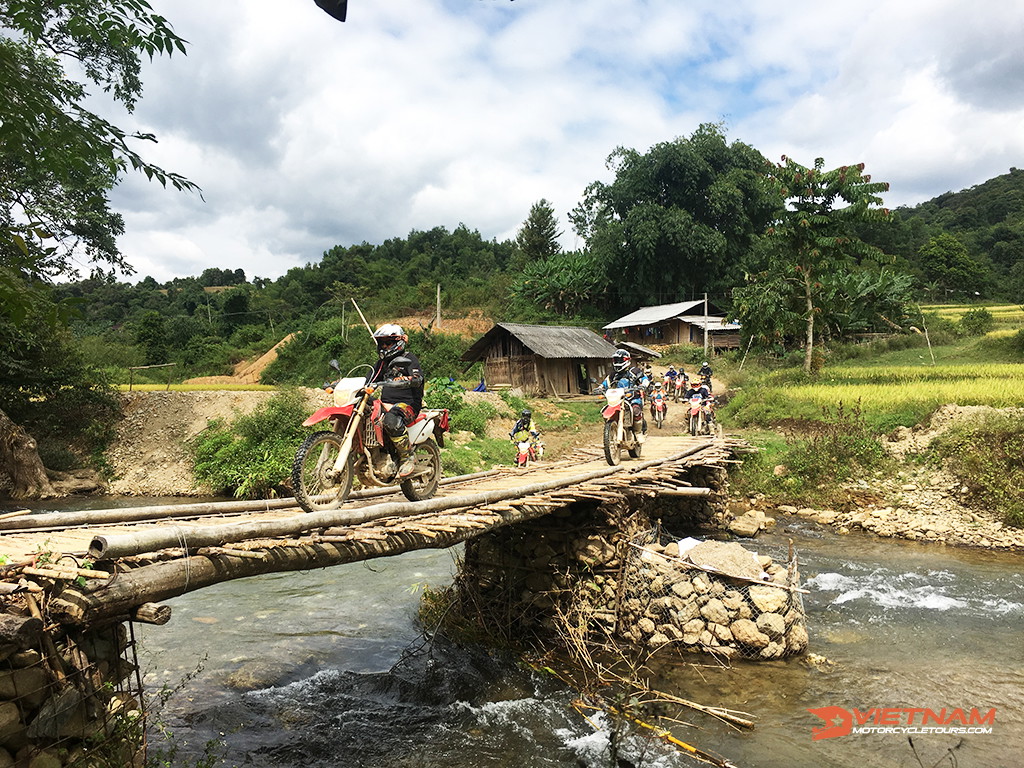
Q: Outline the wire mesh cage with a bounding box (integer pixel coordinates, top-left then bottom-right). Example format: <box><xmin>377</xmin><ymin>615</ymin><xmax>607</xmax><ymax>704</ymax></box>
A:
<box><xmin>616</xmin><ymin>529</ymin><xmax>808</xmax><ymax>660</ymax></box>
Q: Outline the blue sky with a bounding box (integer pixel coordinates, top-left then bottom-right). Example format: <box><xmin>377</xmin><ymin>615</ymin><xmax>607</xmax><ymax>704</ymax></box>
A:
<box><xmin>105</xmin><ymin>0</ymin><xmax>1024</xmax><ymax>283</ymax></box>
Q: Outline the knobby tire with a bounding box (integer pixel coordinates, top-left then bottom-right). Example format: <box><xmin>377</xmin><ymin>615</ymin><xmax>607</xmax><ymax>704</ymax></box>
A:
<box><xmin>293</xmin><ymin>431</ymin><xmax>354</xmax><ymax>513</ymax></box>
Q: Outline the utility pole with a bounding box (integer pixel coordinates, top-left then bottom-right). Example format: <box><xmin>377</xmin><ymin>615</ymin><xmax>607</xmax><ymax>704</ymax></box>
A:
<box><xmin>436</xmin><ymin>284</ymin><xmax>441</xmax><ymax>330</ymax></box>
<box><xmin>703</xmin><ymin>293</ymin><xmax>709</xmax><ymax>358</ymax></box>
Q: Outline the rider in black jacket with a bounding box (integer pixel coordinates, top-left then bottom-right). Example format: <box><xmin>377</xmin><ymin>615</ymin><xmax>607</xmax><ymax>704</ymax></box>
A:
<box><xmin>367</xmin><ymin>324</ymin><xmax>424</xmax><ymax>477</ymax></box>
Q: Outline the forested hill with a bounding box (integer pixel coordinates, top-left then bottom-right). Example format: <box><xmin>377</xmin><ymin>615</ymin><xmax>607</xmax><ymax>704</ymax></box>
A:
<box><xmin>858</xmin><ymin>167</ymin><xmax>1024</xmax><ymax>299</ymax></box>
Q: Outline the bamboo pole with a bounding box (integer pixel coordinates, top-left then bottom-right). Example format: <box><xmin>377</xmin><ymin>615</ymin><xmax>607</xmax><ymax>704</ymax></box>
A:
<box><xmin>0</xmin><ymin>470</ymin><xmax>501</xmax><ymax>533</ymax></box>
<box><xmin>87</xmin><ymin>464</ymin><xmax>629</xmax><ymax>560</ymax></box>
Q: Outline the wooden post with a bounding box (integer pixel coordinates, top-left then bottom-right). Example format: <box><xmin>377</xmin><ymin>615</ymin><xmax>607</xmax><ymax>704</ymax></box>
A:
<box><xmin>703</xmin><ymin>293</ymin><xmax>709</xmax><ymax>358</ymax></box>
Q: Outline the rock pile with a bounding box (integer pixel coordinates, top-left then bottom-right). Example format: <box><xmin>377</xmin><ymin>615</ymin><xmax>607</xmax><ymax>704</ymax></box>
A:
<box><xmin>617</xmin><ymin>539</ymin><xmax>808</xmax><ymax>660</ymax></box>
<box><xmin>0</xmin><ymin>621</ymin><xmax>141</xmax><ymax>767</ymax></box>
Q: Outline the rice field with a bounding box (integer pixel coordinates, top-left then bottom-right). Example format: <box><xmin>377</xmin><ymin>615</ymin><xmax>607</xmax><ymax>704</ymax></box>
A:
<box><xmin>921</xmin><ymin>303</ymin><xmax>1024</xmax><ymax>329</ymax></box>
<box><xmin>776</xmin><ymin>363</ymin><xmax>1024</xmax><ymax>412</ymax></box>
<box><xmin>117</xmin><ymin>384</ymin><xmax>277</xmax><ymax>392</ymax></box>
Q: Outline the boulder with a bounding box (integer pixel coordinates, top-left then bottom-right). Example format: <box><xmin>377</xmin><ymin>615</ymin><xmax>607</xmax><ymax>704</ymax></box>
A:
<box><xmin>748</xmin><ymin>585</ymin><xmax>788</xmax><ymax>614</ymax></box>
<box><xmin>730</xmin><ymin>619</ymin><xmax>770</xmax><ymax>650</ymax></box>
<box><xmin>756</xmin><ymin>612</ymin><xmax>786</xmax><ymax>640</ymax></box>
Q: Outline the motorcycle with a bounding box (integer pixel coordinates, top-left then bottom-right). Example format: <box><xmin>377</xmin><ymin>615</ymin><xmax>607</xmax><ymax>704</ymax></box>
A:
<box><xmin>512</xmin><ymin>429</ymin><xmax>544</xmax><ymax>467</ymax></box>
<box><xmin>668</xmin><ymin>376</ymin><xmax>687</xmax><ymax>403</ymax></box>
<box><xmin>601</xmin><ymin>387</ymin><xmax>643</xmax><ymax>465</ymax></box>
<box><xmin>686</xmin><ymin>393</ymin><xmax>716</xmax><ymax>436</ymax></box>
<box><xmin>687</xmin><ymin>393</ymin><xmax>706</xmax><ymax>436</ymax></box>
<box><xmin>650</xmin><ymin>395</ymin><xmax>667</xmax><ymax>429</ymax></box>
<box><xmin>292</xmin><ymin>360</ymin><xmax>450</xmax><ymax>512</ymax></box>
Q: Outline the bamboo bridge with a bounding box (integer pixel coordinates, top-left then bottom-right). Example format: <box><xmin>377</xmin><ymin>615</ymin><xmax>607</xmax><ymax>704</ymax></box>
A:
<box><xmin>0</xmin><ymin>432</ymin><xmax>763</xmax><ymax>766</ymax></box>
<box><xmin>0</xmin><ymin>432</ymin><xmax>740</xmax><ymax>631</ymax></box>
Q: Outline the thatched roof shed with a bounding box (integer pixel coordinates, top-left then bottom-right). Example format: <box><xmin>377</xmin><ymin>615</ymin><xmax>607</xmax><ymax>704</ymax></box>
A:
<box><xmin>462</xmin><ymin>323</ymin><xmax>615</xmax><ymax>396</ymax></box>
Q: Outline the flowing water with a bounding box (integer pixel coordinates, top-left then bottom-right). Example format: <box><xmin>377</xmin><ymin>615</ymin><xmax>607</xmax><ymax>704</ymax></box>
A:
<box><xmin>8</xmin><ymin>499</ymin><xmax>1023</xmax><ymax>767</ymax></box>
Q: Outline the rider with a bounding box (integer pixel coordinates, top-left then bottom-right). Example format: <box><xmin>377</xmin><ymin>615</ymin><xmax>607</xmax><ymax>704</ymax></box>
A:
<box><xmin>687</xmin><ymin>377</ymin><xmax>710</xmax><ymax>401</ymax></box>
<box><xmin>367</xmin><ymin>323</ymin><xmax>424</xmax><ymax>478</ymax></box>
<box><xmin>649</xmin><ymin>381</ymin><xmax>668</xmax><ymax>419</ymax></box>
<box><xmin>509</xmin><ymin>408</ymin><xmax>542</xmax><ymax>450</ymax></box>
<box><xmin>698</xmin><ymin>360</ymin><xmax>713</xmax><ymax>391</ymax></box>
<box><xmin>600</xmin><ymin>349</ymin><xmax>650</xmax><ymax>437</ymax></box>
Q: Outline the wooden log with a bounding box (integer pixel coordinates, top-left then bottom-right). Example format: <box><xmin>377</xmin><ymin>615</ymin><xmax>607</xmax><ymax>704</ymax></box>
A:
<box><xmin>22</xmin><ymin>566</ymin><xmax>111</xmax><ymax>580</ymax></box>
<box><xmin>131</xmin><ymin>603</ymin><xmax>172</xmax><ymax>625</ymax></box>
<box><xmin>0</xmin><ymin>469</ymin><xmax>501</xmax><ymax>532</ymax></box>
<box><xmin>88</xmin><ymin>464</ymin><xmax>628</xmax><ymax>560</ymax></box>
<box><xmin>653</xmin><ymin>488</ymin><xmax>712</xmax><ymax>497</ymax></box>
<box><xmin>51</xmin><ymin>479</ymin><xmax>594</xmax><ymax>627</ymax></box>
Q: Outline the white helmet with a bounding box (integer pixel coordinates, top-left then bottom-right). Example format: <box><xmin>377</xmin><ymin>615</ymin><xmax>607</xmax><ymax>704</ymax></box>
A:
<box><xmin>373</xmin><ymin>323</ymin><xmax>408</xmax><ymax>361</ymax></box>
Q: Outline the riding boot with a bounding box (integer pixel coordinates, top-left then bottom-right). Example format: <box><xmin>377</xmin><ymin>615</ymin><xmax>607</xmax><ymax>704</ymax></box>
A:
<box><xmin>392</xmin><ymin>432</ymin><xmax>416</xmax><ymax>477</ymax></box>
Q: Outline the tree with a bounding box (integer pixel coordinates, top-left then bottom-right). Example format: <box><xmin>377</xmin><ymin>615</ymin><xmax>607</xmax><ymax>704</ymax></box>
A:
<box><xmin>0</xmin><ymin>0</ymin><xmax>196</xmax><ymax>496</ymax></box>
<box><xmin>515</xmin><ymin>199</ymin><xmax>562</xmax><ymax>266</ymax></box>
<box><xmin>570</xmin><ymin>123</ymin><xmax>778</xmax><ymax>311</ymax></box>
<box><xmin>0</xmin><ymin>0</ymin><xmax>198</xmax><ymax>323</ymax></box>
<box><xmin>916</xmin><ymin>233</ymin><xmax>986</xmax><ymax>297</ymax></box>
<box><xmin>757</xmin><ymin>157</ymin><xmax>890</xmax><ymax>374</ymax></box>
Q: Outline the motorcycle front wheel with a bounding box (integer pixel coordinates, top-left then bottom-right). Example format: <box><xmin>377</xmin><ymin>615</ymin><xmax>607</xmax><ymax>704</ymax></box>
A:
<box><xmin>688</xmin><ymin>414</ymin><xmax>699</xmax><ymax>436</ymax></box>
<box><xmin>401</xmin><ymin>439</ymin><xmax>442</xmax><ymax>501</ymax></box>
<box><xmin>603</xmin><ymin>420</ymin><xmax>621</xmax><ymax>466</ymax></box>
<box><xmin>293</xmin><ymin>431</ymin><xmax>354</xmax><ymax>513</ymax></box>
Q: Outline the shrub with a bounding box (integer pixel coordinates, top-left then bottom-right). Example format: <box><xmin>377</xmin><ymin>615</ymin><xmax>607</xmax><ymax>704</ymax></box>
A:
<box><xmin>928</xmin><ymin>413</ymin><xmax>1024</xmax><ymax>527</ymax></box>
<box><xmin>730</xmin><ymin>402</ymin><xmax>888</xmax><ymax>506</ymax></box>
<box><xmin>190</xmin><ymin>389</ymin><xmax>311</xmax><ymax>498</ymax></box>
<box><xmin>958</xmin><ymin>307</ymin><xmax>995</xmax><ymax>337</ymax></box>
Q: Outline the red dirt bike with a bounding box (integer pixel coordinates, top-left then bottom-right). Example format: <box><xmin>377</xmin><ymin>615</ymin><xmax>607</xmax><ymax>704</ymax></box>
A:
<box><xmin>512</xmin><ymin>430</ymin><xmax>544</xmax><ymax>467</ymax></box>
<box><xmin>601</xmin><ymin>387</ymin><xmax>643</xmax><ymax>465</ymax></box>
<box><xmin>686</xmin><ymin>393</ymin><xmax>716</xmax><ymax>436</ymax></box>
<box><xmin>668</xmin><ymin>376</ymin><xmax>687</xmax><ymax>403</ymax></box>
<box><xmin>649</xmin><ymin>395</ymin><xmax>667</xmax><ymax>429</ymax></box>
<box><xmin>292</xmin><ymin>362</ymin><xmax>449</xmax><ymax>512</ymax></box>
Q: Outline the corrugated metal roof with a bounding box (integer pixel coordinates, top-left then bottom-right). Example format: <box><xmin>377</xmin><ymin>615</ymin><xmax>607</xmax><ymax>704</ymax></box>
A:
<box><xmin>675</xmin><ymin>315</ymin><xmax>742</xmax><ymax>331</ymax></box>
<box><xmin>462</xmin><ymin>323</ymin><xmax>616</xmax><ymax>361</ymax></box>
<box><xmin>617</xmin><ymin>341</ymin><xmax>662</xmax><ymax>359</ymax></box>
<box><xmin>603</xmin><ymin>300</ymin><xmax>723</xmax><ymax>329</ymax></box>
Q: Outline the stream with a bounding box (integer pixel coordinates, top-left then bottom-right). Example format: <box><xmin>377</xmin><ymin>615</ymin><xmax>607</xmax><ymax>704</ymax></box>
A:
<box><xmin>7</xmin><ymin>499</ymin><xmax>1022</xmax><ymax>767</ymax></box>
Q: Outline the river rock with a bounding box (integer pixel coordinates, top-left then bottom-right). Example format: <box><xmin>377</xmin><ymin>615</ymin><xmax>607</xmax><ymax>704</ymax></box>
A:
<box><xmin>756</xmin><ymin>612</ymin><xmax>786</xmax><ymax>640</ymax></box>
<box><xmin>786</xmin><ymin>624</ymin><xmax>809</xmax><ymax>653</ymax></box>
<box><xmin>728</xmin><ymin>513</ymin><xmax>762</xmax><ymax>537</ymax></box>
<box><xmin>637</xmin><ymin>617</ymin><xmax>656</xmax><ymax>636</ymax></box>
<box><xmin>700</xmin><ymin>598</ymin><xmax>730</xmax><ymax>625</ymax></box>
<box><xmin>730</xmin><ymin>619</ymin><xmax>770</xmax><ymax>650</ymax></box>
<box><xmin>671</xmin><ymin>580</ymin><xmax>694</xmax><ymax>599</ymax></box>
<box><xmin>748</xmin><ymin>585</ymin><xmax>788</xmax><ymax>614</ymax></box>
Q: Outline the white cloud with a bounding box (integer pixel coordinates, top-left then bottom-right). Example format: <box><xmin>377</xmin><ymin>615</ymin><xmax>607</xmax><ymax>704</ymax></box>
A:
<box><xmin>102</xmin><ymin>0</ymin><xmax>1024</xmax><ymax>282</ymax></box>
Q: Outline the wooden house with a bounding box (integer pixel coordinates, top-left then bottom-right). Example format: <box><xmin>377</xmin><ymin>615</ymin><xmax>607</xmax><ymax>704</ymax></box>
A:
<box><xmin>604</xmin><ymin>300</ymin><xmax>741</xmax><ymax>349</ymax></box>
<box><xmin>461</xmin><ymin>323</ymin><xmax>615</xmax><ymax>396</ymax></box>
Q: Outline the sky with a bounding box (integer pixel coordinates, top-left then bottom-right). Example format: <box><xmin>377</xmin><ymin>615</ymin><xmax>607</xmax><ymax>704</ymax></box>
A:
<box><xmin>104</xmin><ymin>0</ymin><xmax>1024</xmax><ymax>284</ymax></box>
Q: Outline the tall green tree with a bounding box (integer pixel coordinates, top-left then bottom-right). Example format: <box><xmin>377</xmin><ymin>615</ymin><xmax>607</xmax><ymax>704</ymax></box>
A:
<box><xmin>756</xmin><ymin>157</ymin><xmax>890</xmax><ymax>373</ymax></box>
<box><xmin>570</xmin><ymin>123</ymin><xmax>778</xmax><ymax>310</ymax></box>
<box><xmin>0</xmin><ymin>0</ymin><xmax>196</xmax><ymax>496</ymax></box>
<box><xmin>0</xmin><ymin>0</ymin><xmax>198</xmax><ymax>323</ymax></box>
<box><xmin>515</xmin><ymin>199</ymin><xmax>562</xmax><ymax>265</ymax></box>
<box><xmin>915</xmin><ymin>233</ymin><xmax>986</xmax><ymax>297</ymax></box>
